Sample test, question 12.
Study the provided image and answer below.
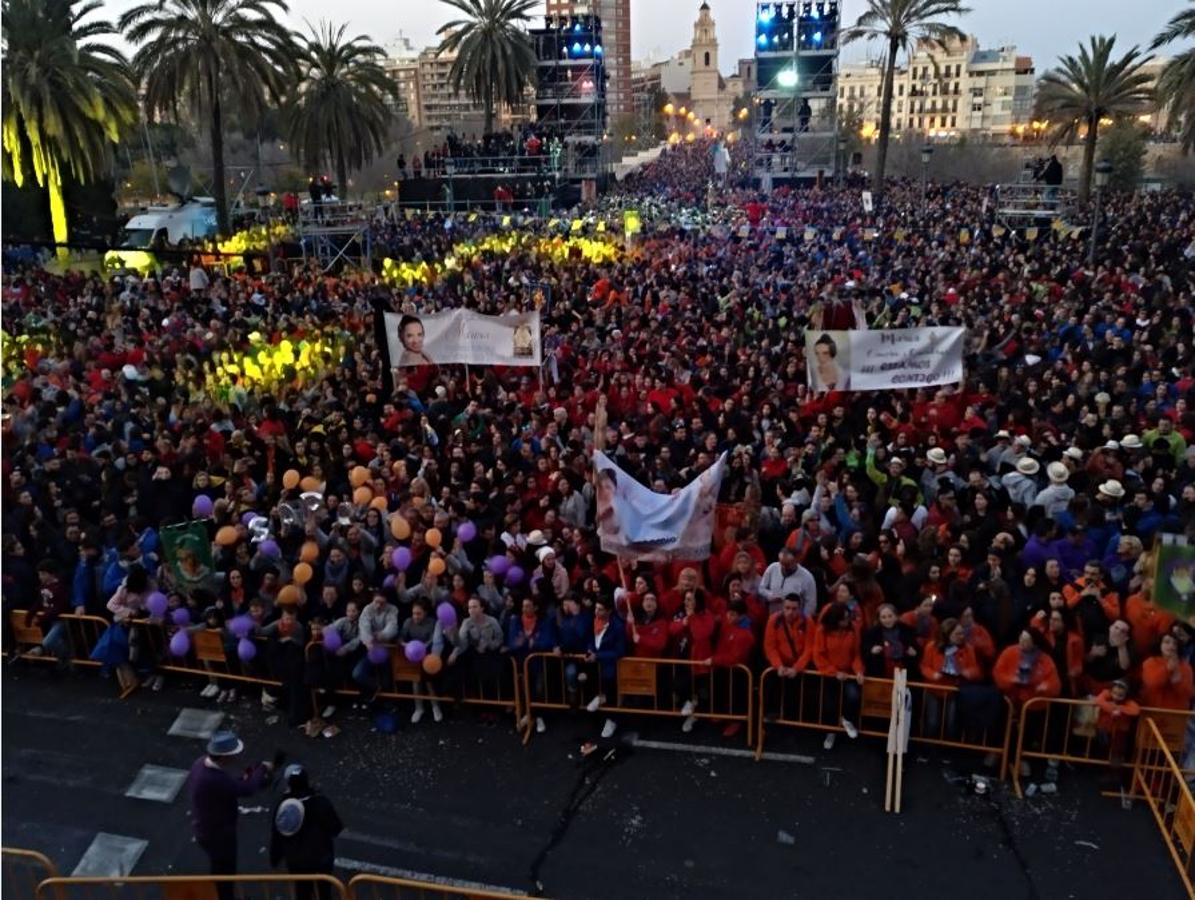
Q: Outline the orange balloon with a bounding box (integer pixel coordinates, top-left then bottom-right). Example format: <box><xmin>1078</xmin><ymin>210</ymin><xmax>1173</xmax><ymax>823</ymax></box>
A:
<box><xmin>391</xmin><ymin>460</ymin><xmax>406</xmax><ymax>476</ymax></box>
<box><xmin>427</xmin><ymin>557</ymin><xmax>446</xmax><ymax>576</ymax></box>
<box><xmin>215</xmin><ymin>526</ymin><xmax>239</xmax><ymax>547</ymax></box>
<box><xmin>300</xmin><ymin>541</ymin><xmax>320</xmax><ymax>563</ymax></box>
<box><xmin>390</xmin><ymin>516</ymin><xmax>411</xmax><ymax>540</ymax></box>
<box><xmin>425</xmin><ymin>527</ymin><xmax>442</xmax><ymax>549</ymax></box>
<box><xmin>300</xmin><ymin>476</ymin><xmax>321</xmax><ymax>492</ymax></box>
<box><xmin>411</xmin><ymin>495</ymin><xmax>426</xmax><ymax>509</ymax></box>
<box><xmin>292</xmin><ymin>562</ymin><xmax>313</xmax><ymax>585</ymax></box>
<box><xmin>353</xmin><ymin>486</ymin><xmax>373</xmax><ymax>506</ymax></box>
<box><xmin>282</xmin><ymin>469</ymin><xmax>300</xmax><ymax>490</ymax></box>
<box><xmin>422</xmin><ymin>654</ymin><xmax>443</xmax><ymax>675</ymax></box>
<box><xmin>277</xmin><ymin>584</ymin><xmax>301</xmax><ymax>605</ymax></box>
<box><xmin>350</xmin><ymin>466</ymin><xmax>371</xmax><ymax>488</ymax></box>
<box><xmin>369</xmin><ymin>495</ymin><xmax>388</xmax><ymax>511</ymax></box>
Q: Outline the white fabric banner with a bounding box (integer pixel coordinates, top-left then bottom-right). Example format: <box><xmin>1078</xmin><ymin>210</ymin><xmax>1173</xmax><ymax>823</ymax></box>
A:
<box><xmin>805</xmin><ymin>327</ymin><xmax>965</xmax><ymax>392</ymax></box>
<box><xmin>383</xmin><ymin>309</ymin><xmax>541</xmax><ymax>368</ymax></box>
<box><xmin>593</xmin><ymin>451</ymin><xmax>726</xmax><ymax>561</ymax></box>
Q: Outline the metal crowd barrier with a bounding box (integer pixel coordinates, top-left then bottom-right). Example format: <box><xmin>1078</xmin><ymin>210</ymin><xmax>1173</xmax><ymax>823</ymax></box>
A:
<box><xmin>756</xmin><ymin>668</ymin><xmax>1015</xmax><ymax>778</ymax></box>
<box><xmin>2</xmin><ymin>849</ymin><xmax>59</xmax><ymax>900</ymax></box>
<box><xmin>520</xmin><ymin>653</ymin><xmax>754</xmax><ymax>746</ymax></box>
<box><xmin>6</xmin><ymin>613</ymin><xmax>110</xmax><ymax>668</ymax></box>
<box><xmin>1133</xmin><ymin>718</ymin><xmax>1195</xmax><ymax>897</ymax></box>
<box><xmin>347</xmin><ymin>873</ymin><xmax>529</xmax><ymax>900</ymax></box>
<box><xmin>35</xmin><ymin>875</ymin><xmax>347</xmax><ymax>900</ymax></box>
<box><xmin>1012</xmin><ymin>696</ymin><xmax>1195</xmax><ymax>797</ymax></box>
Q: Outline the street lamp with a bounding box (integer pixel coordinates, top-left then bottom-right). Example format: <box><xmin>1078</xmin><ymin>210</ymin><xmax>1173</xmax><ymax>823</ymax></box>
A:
<box><xmin>920</xmin><ymin>143</ymin><xmax>934</xmax><ymax>206</ymax></box>
<box><xmin>837</xmin><ymin>135</ymin><xmax>847</xmax><ymax>186</ymax></box>
<box><xmin>1089</xmin><ymin>158</ymin><xmax>1113</xmax><ymax>267</ymax></box>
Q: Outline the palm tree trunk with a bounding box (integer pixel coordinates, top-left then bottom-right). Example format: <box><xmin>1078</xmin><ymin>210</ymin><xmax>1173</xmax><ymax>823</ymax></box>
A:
<box><xmin>1079</xmin><ymin>116</ymin><xmax>1098</xmax><ymax>204</ymax></box>
<box><xmin>336</xmin><ymin>154</ymin><xmax>348</xmax><ymax>203</ymax></box>
<box><xmin>210</xmin><ymin>89</ymin><xmax>229</xmax><ymax>235</ymax></box>
<box><xmin>484</xmin><ymin>81</ymin><xmax>494</xmax><ymax>136</ymax></box>
<box><xmin>873</xmin><ymin>35</ymin><xmax>900</xmax><ymax>199</ymax></box>
<box><xmin>47</xmin><ymin>165</ymin><xmax>69</xmax><ymax>263</ymax></box>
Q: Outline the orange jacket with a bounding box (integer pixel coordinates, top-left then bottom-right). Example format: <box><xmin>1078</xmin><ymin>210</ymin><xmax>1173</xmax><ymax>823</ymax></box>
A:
<box><xmin>812</xmin><ymin>625</ymin><xmax>863</xmax><ymax>676</ymax></box>
<box><xmin>900</xmin><ymin>610</ymin><xmax>939</xmax><ymax>649</ymax></box>
<box><xmin>1124</xmin><ymin>593</ymin><xmax>1175</xmax><ymax>660</ymax></box>
<box><xmin>764</xmin><ymin>612</ymin><xmax>812</xmax><ymax>672</ymax></box>
<box><xmin>965</xmin><ymin>623</ymin><xmax>996</xmax><ymax>668</ymax></box>
<box><xmin>1062</xmin><ymin>579</ymin><xmax>1121</xmax><ymax>623</ymax></box>
<box><xmin>920</xmin><ymin>642</ymin><xmax>983</xmax><ymax>685</ymax></box>
<box><xmin>993</xmin><ymin>646</ymin><xmax>1062</xmax><ymax>706</ymax></box>
<box><xmin>1094</xmin><ymin>689</ymin><xmax>1140</xmax><ymax>736</ymax></box>
<box><xmin>1140</xmin><ymin>656</ymin><xmax>1195</xmax><ymax>710</ymax></box>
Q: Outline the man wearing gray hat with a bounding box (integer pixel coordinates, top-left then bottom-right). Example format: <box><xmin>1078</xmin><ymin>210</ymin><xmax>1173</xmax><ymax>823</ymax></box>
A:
<box><xmin>188</xmin><ymin>731</ymin><xmax>276</xmax><ymax>900</ymax></box>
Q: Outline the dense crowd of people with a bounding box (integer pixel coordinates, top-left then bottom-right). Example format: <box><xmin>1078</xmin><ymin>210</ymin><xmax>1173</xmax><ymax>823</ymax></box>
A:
<box><xmin>4</xmin><ymin>140</ymin><xmax>1195</xmax><ymax>773</ymax></box>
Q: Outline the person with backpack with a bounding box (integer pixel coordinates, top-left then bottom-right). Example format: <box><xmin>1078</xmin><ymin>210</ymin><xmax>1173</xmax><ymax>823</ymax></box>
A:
<box><xmin>269</xmin><ymin>764</ymin><xmax>343</xmax><ymax>900</ymax></box>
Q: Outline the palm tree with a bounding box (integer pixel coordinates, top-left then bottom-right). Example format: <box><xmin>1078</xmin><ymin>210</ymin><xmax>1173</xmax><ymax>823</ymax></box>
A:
<box><xmin>436</xmin><ymin>0</ymin><xmax>538</xmax><ymax>136</ymax></box>
<box><xmin>2</xmin><ymin>0</ymin><xmax>137</xmax><ymax>258</ymax></box>
<box><xmin>121</xmin><ymin>0</ymin><xmax>297</xmax><ymax>234</ymax></box>
<box><xmin>842</xmin><ymin>0</ymin><xmax>970</xmax><ymax>197</ymax></box>
<box><xmin>285</xmin><ymin>23</ymin><xmax>398</xmax><ymax>198</ymax></box>
<box><xmin>1034</xmin><ymin>36</ymin><xmax>1153</xmax><ymax>202</ymax></box>
<box><xmin>1151</xmin><ymin>2</ymin><xmax>1195</xmax><ymax>153</ymax></box>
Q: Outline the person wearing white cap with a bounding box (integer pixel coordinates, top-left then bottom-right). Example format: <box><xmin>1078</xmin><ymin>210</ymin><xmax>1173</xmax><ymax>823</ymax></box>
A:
<box><xmin>269</xmin><ymin>764</ymin><xmax>343</xmax><ymax>900</ymax></box>
<box><xmin>1120</xmin><ymin>434</ymin><xmax>1143</xmax><ymax>451</ymax></box>
<box><xmin>533</xmin><ymin>545</ymin><xmax>569</xmax><ymax>599</ymax></box>
<box><xmin>1033</xmin><ymin>462</ymin><xmax>1075</xmax><ymax>519</ymax></box>
<box><xmin>920</xmin><ymin>446</ymin><xmax>962</xmax><ymax>503</ymax></box>
<box><xmin>1001</xmin><ymin>456</ymin><xmax>1041</xmax><ymax>509</ymax></box>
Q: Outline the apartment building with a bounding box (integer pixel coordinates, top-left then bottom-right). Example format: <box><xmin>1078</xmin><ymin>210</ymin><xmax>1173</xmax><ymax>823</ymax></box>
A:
<box><xmin>838</xmin><ymin>36</ymin><xmax>1035</xmax><ymax>139</ymax></box>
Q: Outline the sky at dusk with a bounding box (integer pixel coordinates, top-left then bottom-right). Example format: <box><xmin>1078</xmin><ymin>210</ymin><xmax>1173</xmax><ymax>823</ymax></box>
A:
<box><xmin>104</xmin><ymin>0</ymin><xmax>1190</xmax><ymax>72</ymax></box>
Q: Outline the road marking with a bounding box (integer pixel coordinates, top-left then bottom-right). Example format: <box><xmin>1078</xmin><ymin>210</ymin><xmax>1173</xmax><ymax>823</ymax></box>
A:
<box><xmin>125</xmin><ymin>765</ymin><xmax>188</xmax><ymax>803</ymax></box>
<box><xmin>334</xmin><ymin>858</ymin><xmax>527</xmax><ymax>896</ymax></box>
<box><xmin>72</xmin><ymin>833</ymin><xmax>147</xmax><ymax>877</ymax></box>
<box><xmin>167</xmin><ymin>708</ymin><xmax>224</xmax><ymax>740</ymax></box>
<box><xmin>340</xmin><ymin>830</ymin><xmax>489</xmax><ymax>865</ymax></box>
<box><xmin>628</xmin><ymin>737</ymin><xmax>815</xmax><ymax>765</ymax></box>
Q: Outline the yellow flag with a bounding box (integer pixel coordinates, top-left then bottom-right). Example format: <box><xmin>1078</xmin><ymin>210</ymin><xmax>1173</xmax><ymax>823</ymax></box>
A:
<box><xmin>570</xmin><ymin>219</ymin><xmax>583</xmax><ymax>233</ymax></box>
<box><xmin>958</xmin><ymin>228</ymin><xmax>970</xmax><ymax>245</ymax></box>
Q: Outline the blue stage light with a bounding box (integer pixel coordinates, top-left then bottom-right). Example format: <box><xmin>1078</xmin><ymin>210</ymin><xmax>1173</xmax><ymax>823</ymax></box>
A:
<box><xmin>813</xmin><ymin>31</ymin><xmax>822</xmax><ymax>43</ymax></box>
<box><xmin>572</xmin><ymin>41</ymin><xmax>581</xmax><ymax>53</ymax></box>
<box><xmin>757</xmin><ymin>33</ymin><xmax>768</xmax><ymax>47</ymax></box>
<box><xmin>594</xmin><ymin>44</ymin><xmax>603</xmax><ymax>54</ymax></box>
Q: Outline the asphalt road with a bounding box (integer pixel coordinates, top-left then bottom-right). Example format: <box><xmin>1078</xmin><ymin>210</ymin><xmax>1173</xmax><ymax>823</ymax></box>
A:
<box><xmin>1</xmin><ymin>665</ymin><xmax>1185</xmax><ymax>900</ymax></box>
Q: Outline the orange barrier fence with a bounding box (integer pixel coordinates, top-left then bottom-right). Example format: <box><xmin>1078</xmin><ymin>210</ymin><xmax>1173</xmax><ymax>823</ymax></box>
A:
<box><xmin>348</xmin><ymin>872</ymin><xmax>532</xmax><ymax>900</ymax></box>
<box><xmin>1133</xmin><ymin>718</ymin><xmax>1195</xmax><ymax>898</ymax></box>
<box><xmin>755</xmin><ymin>668</ymin><xmax>1014</xmax><ymax>776</ymax></box>
<box><xmin>1011</xmin><ymin>696</ymin><xmax>1195</xmax><ymax>797</ymax></box>
<box><xmin>36</xmin><ymin>874</ymin><xmax>348</xmax><ymax>900</ymax></box>
<box><xmin>2</xmin><ymin>849</ymin><xmax>59</xmax><ymax>900</ymax></box>
<box><xmin>520</xmin><ymin>653</ymin><xmax>754</xmax><ymax>746</ymax></box>
<box><xmin>7</xmin><ymin>613</ymin><xmax>110</xmax><ymax>668</ymax></box>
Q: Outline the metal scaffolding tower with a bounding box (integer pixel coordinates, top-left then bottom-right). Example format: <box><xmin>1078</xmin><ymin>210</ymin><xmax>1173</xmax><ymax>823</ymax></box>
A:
<box><xmin>296</xmin><ymin>202</ymin><xmax>373</xmax><ymax>273</ymax></box>
<box><xmin>752</xmin><ymin>1</ymin><xmax>841</xmax><ymax>183</ymax></box>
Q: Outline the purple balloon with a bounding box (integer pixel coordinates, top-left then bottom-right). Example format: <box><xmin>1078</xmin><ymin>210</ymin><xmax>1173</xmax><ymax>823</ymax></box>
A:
<box><xmin>236</xmin><ymin>637</ymin><xmax>256</xmax><ymax>662</ymax></box>
<box><xmin>383</xmin><ymin>574</ymin><xmax>396</xmax><ymax>590</ymax></box>
<box><xmin>169</xmin><ymin>630</ymin><xmax>191</xmax><ymax>657</ymax></box>
<box><xmin>391</xmin><ymin>546</ymin><xmax>412</xmax><ymax>571</ymax></box>
<box><xmin>171</xmin><ymin>608</ymin><xmax>191</xmax><ymax>626</ymax></box>
<box><xmin>321</xmin><ymin>628</ymin><xmax>342</xmax><ymax>653</ymax></box>
<box><xmin>457</xmin><ymin>521</ymin><xmax>477</xmax><ymax>543</ymax></box>
<box><xmin>505</xmin><ymin>564</ymin><xmax>525</xmax><ymax>586</ymax></box>
<box><xmin>192</xmin><ymin>495</ymin><xmax>214</xmax><ymax>518</ymax></box>
<box><xmin>404</xmin><ymin>640</ymin><xmax>427</xmax><ymax>663</ymax></box>
<box><xmin>488</xmin><ymin>555</ymin><xmax>511</xmax><ymax>576</ymax></box>
<box><xmin>368</xmin><ymin>643</ymin><xmax>390</xmax><ymax>665</ymax></box>
<box><xmin>241</xmin><ymin>511</ymin><xmax>258</xmax><ymax>526</ymax></box>
<box><xmin>146</xmin><ymin>591</ymin><xmax>168</xmax><ymax>617</ymax></box>
<box><xmin>258</xmin><ymin>540</ymin><xmax>281</xmax><ymax>559</ymax></box>
<box><xmin>436</xmin><ymin>602</ymin><xmax>458</xmax><ymax>629</ymax></box>
<box><xmin>229</xmin><ymin>615</ymin><xmax>253</xmax><ymax>639</ymax></box>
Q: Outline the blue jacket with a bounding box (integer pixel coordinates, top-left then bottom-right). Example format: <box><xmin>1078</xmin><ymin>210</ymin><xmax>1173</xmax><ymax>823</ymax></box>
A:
<box><xmin>556</xmin><ymin>610</ymin><xmax>592</xmax><ymax>654</ymax></box>
<box><xmin>72</xmin><ymin>558</ymin><xmax>102</xmax><ymax>615</ymax></box>
<box><xmin>587</xmin><ymin>615</ymin><xmax>627</xmax><ymax>682</ymax></box>
<box><xmin>505</xmin><ymin>614</ymin><xmax>558</xmax><ymax>658</ymax></box>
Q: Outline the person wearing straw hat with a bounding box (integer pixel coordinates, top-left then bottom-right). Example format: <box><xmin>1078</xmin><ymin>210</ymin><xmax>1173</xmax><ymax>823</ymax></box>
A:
<box><xmin>1034</xmin><ymin>462</ymin><xmax>1075</xmax><ymax>519</ymax></box>
<box><xmin>188</xmin><ymin>731</ymin><xmax>276</xmax><ymax>900</ymax></box>
<box><xmin>1001</xmin><ymin>456</ymin><xmax>1040</xmax><ymax>509</ymax></box>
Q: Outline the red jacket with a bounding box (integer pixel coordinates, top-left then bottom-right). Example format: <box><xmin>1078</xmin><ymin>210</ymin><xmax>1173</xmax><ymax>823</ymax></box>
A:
<box><xmin>628</xmin><ymin>616</ymin><xmax>671</xmax><ymax>659</ymax></box>
<box><xmin>920</xmin><ymin>642</ymin><xmax>983</xmax><ymax>686</ymax></box>
<box><xmin>712</xmin><ymin>617</ymin><xmax>756</xmax><ymax>668</ymax></box>
<box><xmin>764</xmin><ymin>612</ymin><xmax>812</xmax><ymax>671</ymax></box>
<box><xmin>993</xmin><ymin>646</ymin><xmax>1061</xmax><ymax>707</ymax></box>
<box><xmin>1140</xmin><ymin>656</ymin><xmax>1195</xmax><ymax>710</ymax></box>
<box><xmin>670</xmin><ymin>609</ymin><xmax>717</xmax><ymax>671</ymax></box>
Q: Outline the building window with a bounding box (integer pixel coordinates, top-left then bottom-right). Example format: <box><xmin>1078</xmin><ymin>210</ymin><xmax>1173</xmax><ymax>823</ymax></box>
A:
<box><xmin>898</xmin><ymin>84</ymin><xmax>904</xmax><ymax>96</ymax></box>
<box><xmin>703</xmin><ymin>51</ymin><xmax>710</xmax><ymax>67</ymax></box>
<box><xmin>950</xmin><ymin>115</ymin><xmax>956</xmax><ymax>127</ymax></box>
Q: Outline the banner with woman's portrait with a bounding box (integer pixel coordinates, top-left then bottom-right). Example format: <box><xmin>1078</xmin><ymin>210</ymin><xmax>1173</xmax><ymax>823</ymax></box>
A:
<box><xmin>805</xmin><ymin>327</ymin><xmax>965</xmax><ymax>392</ymax></box>
<box><xmin>382</xmin><ymin>309</ymin><xmax>541</xmax><ymax>368</ymax></box>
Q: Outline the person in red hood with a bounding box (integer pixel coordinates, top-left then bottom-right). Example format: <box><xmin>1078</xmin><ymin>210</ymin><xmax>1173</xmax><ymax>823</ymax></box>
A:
<box><xmin>710</xmin><ymin>599</ymin><xmax>757</xmax><ymax>738</ymax></box>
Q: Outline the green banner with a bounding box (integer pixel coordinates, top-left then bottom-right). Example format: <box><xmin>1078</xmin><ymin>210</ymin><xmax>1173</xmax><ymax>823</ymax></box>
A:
<box><xmin>1153</xmin><ymin>537</ymin><xmax>1195</xmax><ymax>618</ymax></box>
<box><xmin>160</xmin><ymin>521</ymin><xmax>216</xmax><ymax>597</ymax></box>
